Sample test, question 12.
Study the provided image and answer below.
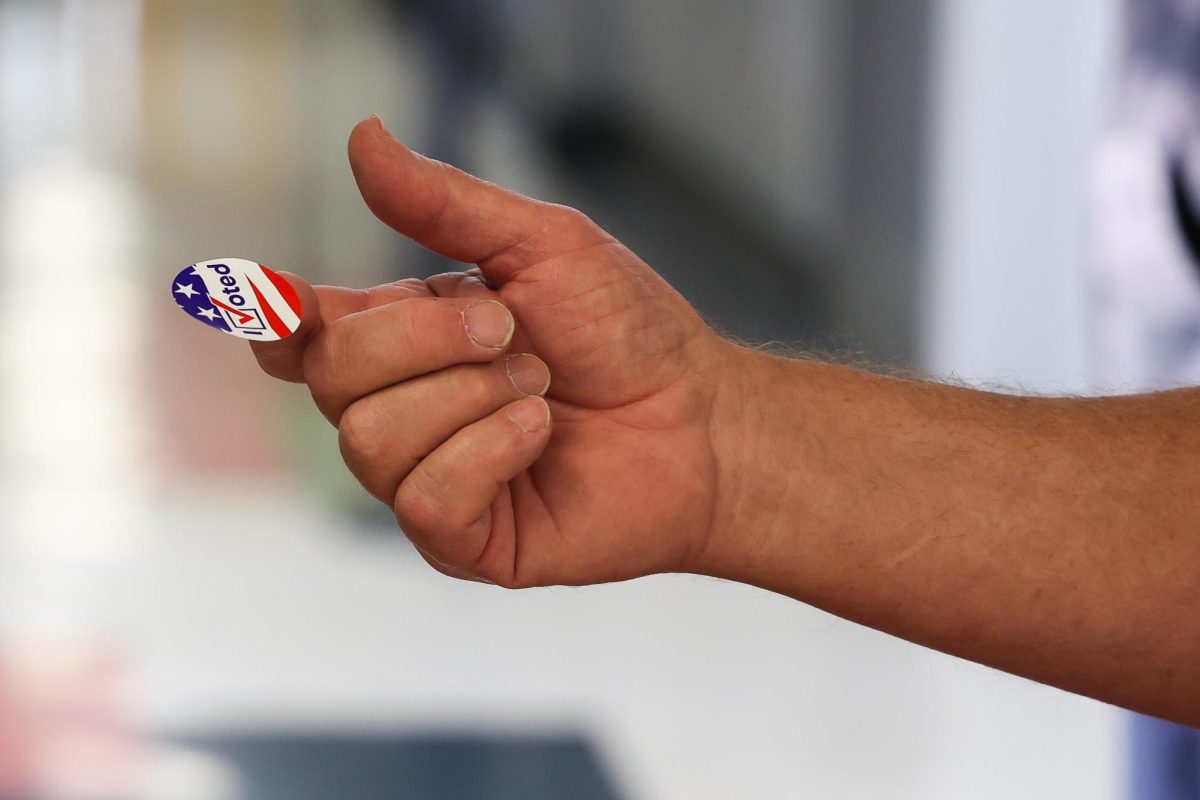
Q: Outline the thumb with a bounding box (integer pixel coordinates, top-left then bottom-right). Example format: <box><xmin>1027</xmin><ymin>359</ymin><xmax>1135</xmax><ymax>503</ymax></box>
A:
<box><xmin>347</xmin><ymin>116</ymin><xmax>610</xmax><ymax>283</ymax></box>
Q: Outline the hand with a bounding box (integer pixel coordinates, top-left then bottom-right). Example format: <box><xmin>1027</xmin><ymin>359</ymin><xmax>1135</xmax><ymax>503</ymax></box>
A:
<box><xmin>252</xmin><ymin>117</ymin><xmax>746</xmax><ymax>588</ymax></box>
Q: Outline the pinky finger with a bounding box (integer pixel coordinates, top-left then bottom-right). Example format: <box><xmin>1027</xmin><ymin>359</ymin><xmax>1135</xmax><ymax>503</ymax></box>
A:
<box><xmin>393</xmin><ymin>395</ymin><xmax>552</xmax><ymax>581</ymax></box>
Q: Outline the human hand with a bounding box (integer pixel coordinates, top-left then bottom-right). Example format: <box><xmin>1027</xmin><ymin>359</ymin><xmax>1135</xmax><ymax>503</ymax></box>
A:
<box><xmin>252</xmin><ymin>117</ymin><xmax>749</xmax><ymax>588</ymax></box>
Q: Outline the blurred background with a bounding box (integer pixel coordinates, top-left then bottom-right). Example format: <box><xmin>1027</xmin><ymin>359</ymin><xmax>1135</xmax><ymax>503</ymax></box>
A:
<box><xmin>0</xmin><ymin>0</ymin><xmax>1125</xmax><ymax>798</ymax></box>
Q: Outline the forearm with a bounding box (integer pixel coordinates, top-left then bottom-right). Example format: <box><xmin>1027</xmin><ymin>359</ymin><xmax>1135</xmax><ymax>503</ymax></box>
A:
<box><xmin>706</xmin><ymin>346</ymin><xmax>1200</xmax><ymax>725</ymax></box>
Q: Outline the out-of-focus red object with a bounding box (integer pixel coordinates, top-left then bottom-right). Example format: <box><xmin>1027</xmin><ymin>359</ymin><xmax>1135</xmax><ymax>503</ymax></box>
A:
<box><xmin>0</xmin><ymin>644</ymin><xmax>138</xmax><ymax>799</ymax></box>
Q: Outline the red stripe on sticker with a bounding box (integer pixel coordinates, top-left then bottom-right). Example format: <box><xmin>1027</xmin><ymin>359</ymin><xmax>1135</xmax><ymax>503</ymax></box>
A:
<box><xmin>249</xmin><ymin>280</ymin><xmax>292</xmax><ymax>338</ymax></box>
<box><xmin>261</xmin><ymin>264</ymin><xmax>302</xmax><ymax>316</ymax></box>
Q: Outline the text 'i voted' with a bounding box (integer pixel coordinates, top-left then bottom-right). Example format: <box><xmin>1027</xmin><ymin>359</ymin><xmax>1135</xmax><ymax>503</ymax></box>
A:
<box><xmin>172</xmin><ymin>259</ymin><xmax>301</xmax><ymax>342</ymax></box>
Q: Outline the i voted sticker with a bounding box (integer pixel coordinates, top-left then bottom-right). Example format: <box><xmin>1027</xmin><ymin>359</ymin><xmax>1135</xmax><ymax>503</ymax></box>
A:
<box><xmin>172</xmin><ymin>258</ymin><xmax>302</xmax><ymax>341</ymax></box>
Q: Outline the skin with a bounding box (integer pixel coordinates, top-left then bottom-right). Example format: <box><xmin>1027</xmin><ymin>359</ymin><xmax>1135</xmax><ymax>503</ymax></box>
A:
<box><xmin>252</xmin><ymin>116</ymin><xmax>1200</xmax><ymax>727</ymax></box>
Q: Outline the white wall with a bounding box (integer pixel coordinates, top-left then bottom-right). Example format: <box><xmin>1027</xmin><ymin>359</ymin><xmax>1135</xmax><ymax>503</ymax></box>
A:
<box><xmin>923</xmin><ymin>0</ymin><xmax>1120</xmax><ymax>391</ymax></box>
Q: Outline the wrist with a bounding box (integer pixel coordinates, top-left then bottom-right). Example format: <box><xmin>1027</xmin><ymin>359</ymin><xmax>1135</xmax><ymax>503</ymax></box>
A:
<box><xmin>697</xmin><ymin>345</ymin><xmax>818</xmax><ymax>584</ymax></box>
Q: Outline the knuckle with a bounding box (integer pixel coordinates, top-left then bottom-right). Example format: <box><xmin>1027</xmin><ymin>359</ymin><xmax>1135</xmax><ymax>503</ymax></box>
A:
<box><xmin>388</xmin><ymin>301</ymin><xmax>422</xmax><ymax>342</ymax></box>
<box><xmin>416</xmin><ymin>550</ymin><xmax>458</xmax><ymax>580</ymax></box>
<box><xmin>546</xmin><ymin>205</ymin><xmax>610</xmax><ymax>253</ymax></box>
<box><xmin>393</xmin><ymin>481</ymin><xmax>443</xmax><ymax>536</ymax></box>
<box><xmin>442</xmin><ymin>425</ymin><xmax>485</xmax><ymax>465</ymax></box>
<box><xmin>337</xmin><ymin>399</ymin><xmax>383</xmax><ymax>463</ymax></box>
<box><xmin>390</xmin><ymin>299</ymin><xmax>459</xmax><ymax>362</ymax></box>
<box><xmin>395</xmin><ymin>277</ymin><xmax>429</xmax><ymax>294</ymax></box>
<box><xmin>550</xmin><ymin>204</ymin><xmax>591</xmax><ymax>230</ymax></box>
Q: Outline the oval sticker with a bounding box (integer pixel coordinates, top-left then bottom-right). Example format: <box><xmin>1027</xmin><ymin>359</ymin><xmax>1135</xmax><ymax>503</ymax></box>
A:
<box><xmin>172</xmin><ymin>258</ymin><xmax>302</xmax><ymax>341</ymax></box>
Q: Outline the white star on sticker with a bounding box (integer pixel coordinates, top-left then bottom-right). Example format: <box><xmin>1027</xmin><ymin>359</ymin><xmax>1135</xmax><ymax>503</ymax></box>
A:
<box><xmin>175</xmin><ymin>282</ymin><xmax>199</xmax><ymax>299</ymax></box>
<box><xmin>196</xmin><ymin>307</ymin><xmax>219</xmax><ymax>321</ymax></box>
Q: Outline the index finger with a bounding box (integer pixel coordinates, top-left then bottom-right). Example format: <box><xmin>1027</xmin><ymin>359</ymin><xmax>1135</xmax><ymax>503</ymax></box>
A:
<box><xmin>250</xmin><ymin>274</ymin><xmax>442</xmax><ymax>383</ymax></box>
<box><xmin>249</xmin><ymin>271</ymin><xmax>390</xmax><ymax>383</ymax></box>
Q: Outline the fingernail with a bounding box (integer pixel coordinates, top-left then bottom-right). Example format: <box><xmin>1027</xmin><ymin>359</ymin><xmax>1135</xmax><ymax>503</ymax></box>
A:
<box><xmin>508</xmin><ymin>396</ymin><xmax>550</xmax><ymax>433</ymax></box>
<box><xmin>505</xmin><ymin>354</ymin><xmax>551</xmax><ymax>396</ymax></box>
<box><xmin>370</xmin><ymin>114</ymin><xmax>394</xmax><ymax>139</ymax></box>
<box><xmin>463</xmin><ymin>301</ymin><xmax>514</xmax><ymax>349</ymax></box>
